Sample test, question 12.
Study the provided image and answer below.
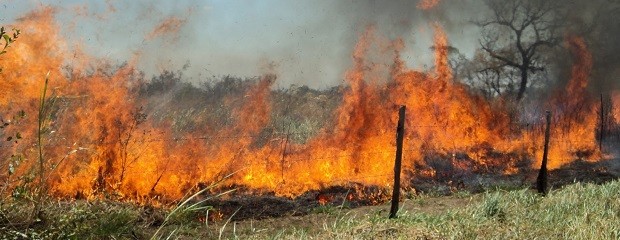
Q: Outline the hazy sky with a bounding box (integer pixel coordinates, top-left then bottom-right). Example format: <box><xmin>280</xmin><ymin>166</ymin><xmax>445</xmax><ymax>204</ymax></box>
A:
<box><xmin>3</xmin><ymin>0</ymin><xmax>484</xmax><ymax>88</ymax></box>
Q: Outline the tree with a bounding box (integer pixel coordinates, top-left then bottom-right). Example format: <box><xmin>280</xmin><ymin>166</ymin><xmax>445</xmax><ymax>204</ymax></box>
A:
<box><xmin>476</xmin><ymin>0</ymin><xmax>562</xmax><ymax>101</ymax></box>
<box><xmin>458</xmin><ymin>50</ymin><xmax>520</xmax><ymax>99</ymax></box>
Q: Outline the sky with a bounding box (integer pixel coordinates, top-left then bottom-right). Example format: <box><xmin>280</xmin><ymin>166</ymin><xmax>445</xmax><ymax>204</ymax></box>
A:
<box><xmin>2</xmin><ymin>0</ymin><xmax>484</xmax><ymax>89</ymax></box>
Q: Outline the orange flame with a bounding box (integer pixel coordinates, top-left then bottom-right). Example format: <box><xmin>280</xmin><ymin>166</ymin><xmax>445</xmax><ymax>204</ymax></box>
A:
<box><xmin>542</xmin><ymin>36</ymin><xmax>599</xmax><ymax>168</ymax></box>
<box><xmin>613</xmin><ymin>92</ymin><xmax>620</xmax><ymax>123</ymax></box>
<box><xmin>146</xmin><ymin>17</ymin><xmax>187</xmax><ymax>42</ymax></box>
<box><xmin>417</xmin><ymin>0</ymin><xmax>441</xmax><ymax>10</ymax></box>
<box><xmin>0</xmin><ymin>10</ymin><xmax>609</xmax><ymax>203</ymax></box>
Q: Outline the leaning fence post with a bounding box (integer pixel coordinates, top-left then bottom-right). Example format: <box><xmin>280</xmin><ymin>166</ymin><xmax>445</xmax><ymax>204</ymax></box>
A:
<box><xmin>537</xmin><ymin>110</ymin><xmax>551</xmax><ymax>196</ymax></box>
<box><xmin>389</xmin><ymin>105</ymin><xmax>406</xmax><ymax>219</ymax></box>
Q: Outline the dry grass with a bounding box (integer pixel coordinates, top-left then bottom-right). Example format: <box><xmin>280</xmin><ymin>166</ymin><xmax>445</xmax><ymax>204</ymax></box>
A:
<box><xmin>228</xmin><ymin>179</ymin><xmax>620</xmax><ymax>239</ymax></box>
<box><xmin>0</xmin><ymin>179</ymin><xmax>618</xmax><ymax>239</ymax></box>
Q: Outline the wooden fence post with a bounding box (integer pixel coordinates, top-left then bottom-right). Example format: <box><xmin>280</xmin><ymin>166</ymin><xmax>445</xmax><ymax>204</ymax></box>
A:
<box><xmin>389</xmin><ymin>105</ymin><xmax>406</xmax><ymax>219</ymax></box>
<box><xmin>537</xmin><ymin>110</ymin><xmax>551</xmax><ymax>196</ymax></box>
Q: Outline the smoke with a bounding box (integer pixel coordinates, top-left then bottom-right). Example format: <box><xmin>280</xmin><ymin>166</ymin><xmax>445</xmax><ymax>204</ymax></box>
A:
<box><xmin>547</xmin><ymin>0</ymin><xmax>620</xmax><ymax>93</ymax></box>
<box><xmin>285</xmin><ymin>0</ymin><xmax>487</xmax><ymax>87</ymax></box>
<box><xmin>5</xmin><ymin>1</ymin><xmax>490</xmax><ymax>89</ymax></box>
<box><xmin>580</xmin><ymin>1</ymin><xmax>620</xmax><ymax>92</ymax></box>
<box><xmin>7</xmin><ymin>0</ymin><xmax>618</xmax><ymax>91</ymax></box>
<box><xmin>182</xmin><ymin>0</ymin><xmax>490</xmax><ymax>88</ymax></box>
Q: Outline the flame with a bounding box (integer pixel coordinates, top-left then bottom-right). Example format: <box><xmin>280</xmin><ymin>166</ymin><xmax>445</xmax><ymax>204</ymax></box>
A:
<box><xmin>0</xmin><ymin>9</ymin><xmax>609</xmax><ymax>203</ymax></box>
<box><xmin>146</xmin><ymin>17</ymin><xmax>187</xmax><ymax>42</ymax></box>
<box><xmin>417</xmin><ymin>0</ymin><xmax>441</xmax><ymax>10</ymax></box>
<box><xmin>613</xmin><ymin>92</ymin><xmax>620</xmax><ymax>123</ymax></box>
<box><xmin>317</xmin><ymin>194</ymin><xmax>330</xmax><ymax>205</ymax></box>
<box><xmin>543</xmin><ymin>36</ymin><xmax>599</xmax><ymax>168</ymax></box>
<box><xmin>564</xmin><ymin>37</ymin><xmax>592</xmax><ymax>100</ymax></box>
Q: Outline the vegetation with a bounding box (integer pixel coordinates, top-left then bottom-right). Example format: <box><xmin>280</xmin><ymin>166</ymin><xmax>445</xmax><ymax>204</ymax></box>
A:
<box><xmin>209</xmin><ymin>180</ymin><xmax>617</xmax><ymax>239</ymax></box>
<box><xmin>1</xmin><ymin>2</ymin><xmax>619</xmax><ymax>237</ymax></box>
<box><xmin>475</xmin><ymin>0</ymin><xmax>563</xmax><ymax>101</ymax></box>
<box><xmin>140</xmin><ymin>72</ymin><xmax>342</xmax><ymax>143</ymax></box>
<box><xmin>398</xmin><ymin>180</ymin><xmax>619</xmax><ymax>239</ymax></box>
<box><xmin>0</xmin><ymin>26</ymin><xmax>19</xmax><ymax>74</ymax></box>
<box><xmin>0</xmin><ymin>179</ymin><xmax>617</xmax><ymax>239</ymax></box>
<box><xmin>0</xmin><ymin>60</ymin><xmax>616</xmax><ymax>239</ymax></box>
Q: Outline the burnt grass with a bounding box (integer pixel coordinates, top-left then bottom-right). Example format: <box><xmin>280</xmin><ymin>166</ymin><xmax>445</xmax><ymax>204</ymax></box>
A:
<box><xmin>199</xmin><ymin>157</ymin><xmax>619</xmax><ymax>222</ymax></box>
<box><xmin>203</xmin><ymin>183</ymin><xmax>392</xmax><ymax>221</ymax></box>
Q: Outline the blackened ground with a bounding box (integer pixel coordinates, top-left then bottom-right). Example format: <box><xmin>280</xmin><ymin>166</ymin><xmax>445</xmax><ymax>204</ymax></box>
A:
<box><xmin>203</xmin><ymin>183</ymin><xmax>392</xmax><ymax>221</ymax></box>
<box><xmin>201</xmin><ymin>157</ymin><xmax>619</xmax><ymax>221</ymax></box>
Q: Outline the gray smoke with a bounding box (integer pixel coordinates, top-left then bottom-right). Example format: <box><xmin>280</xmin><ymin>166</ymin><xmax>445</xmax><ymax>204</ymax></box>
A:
<box><xmin>9</xmin><ymin>0</ymin><xmax>618</xmax><ymax>91</ymax></box>
<box><xmin>548</xmin><ymin>0</ymin><xmax>620</xmax><ymax>93</ymax></box>
<box><xmin>174</xmin><ymin>0</ymin><xmax>488</xmax><ymax>88</ymax></box>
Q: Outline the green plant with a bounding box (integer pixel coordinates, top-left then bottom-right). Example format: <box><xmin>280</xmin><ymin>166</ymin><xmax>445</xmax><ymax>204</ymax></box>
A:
<box><xmin>151</xmin><ymin>172</ymin><xmax>237</xmax><ymax>240</ymax></box>
<box><xmin>0</xmin><ymin>26</ymin><xmax>21</xmax><ymax>197</ymax></box>
<box><xmin>0</xmin><ymin>200</ymin><xmax>142</xmax><ymax>239</ymax></box>
<box><xmin>31</xmin><ymin>72</ymin><xmax>57</xmax><ymax>221</ymax></box>
<box><xmin>478</xmin><ymin>192</ymin><xmax>505</xmax><ymax>220</ymax></box>
<box><xmin>0</xmin><ymin>26</ymin><xmax>20</xmax><ymax>73</ymax></box>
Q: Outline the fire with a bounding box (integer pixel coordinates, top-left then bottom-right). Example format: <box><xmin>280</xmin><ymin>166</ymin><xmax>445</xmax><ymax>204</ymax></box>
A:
<box><xmin>417</xmin><ymin>0</ymin><xmax>441</xmax><ymax>10</ymax></box>
<box><xmin>146</xmin><ymin>16</ymin><xmax>188</xmax><ymax>43</ymax></box>
<box><xmin>0</xmin><ymin>8</ymin><xmax>611</xmax><ymax>203</ymax></box>
<box><xmin>614</xmin><ymin>93</ymin><xmax>620</xmax><ymax>123</ymax></box>
<box><xmin>316</xmin><ymin>194</ymin><xmax>330</xmax><ymax>205</ymax></box>
<box><xmin>542</xmin><ymin>36</ymin><xmax>600</xmax><ymax>168</ymax></box>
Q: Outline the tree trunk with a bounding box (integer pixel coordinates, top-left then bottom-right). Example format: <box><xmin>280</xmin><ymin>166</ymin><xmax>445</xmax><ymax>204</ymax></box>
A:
<box><xmin>516</xmin><ymin>67</ymin><xmax>528</xmax><ymax>101</ymax></box>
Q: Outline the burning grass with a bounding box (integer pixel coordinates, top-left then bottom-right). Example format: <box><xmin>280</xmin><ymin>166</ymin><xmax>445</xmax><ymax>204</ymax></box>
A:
<box><xmin>1</xmin><ymin>6</ymin><xmax>620</xmax><ymax>219</ymax></box>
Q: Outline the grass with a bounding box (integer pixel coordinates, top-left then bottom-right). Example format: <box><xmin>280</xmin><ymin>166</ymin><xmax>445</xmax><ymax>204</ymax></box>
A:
<box><xmin>0</xmin><ymin>180</ymin><xmax>618</xmax><ymax>239</ymax></box>
<box><xmin>0</xmin><ymin>200</ymin><xmax>143</xmax><ymax>239</ymax></box>
<box><xmin>430</xmin><ymin>181</ymin><xmax>620</xmax><ymax>239</ymax></box>
<box><xmin>230</xmin><ymin>180</ymin><xmax>620</xmax><ymax>239</ymax></box>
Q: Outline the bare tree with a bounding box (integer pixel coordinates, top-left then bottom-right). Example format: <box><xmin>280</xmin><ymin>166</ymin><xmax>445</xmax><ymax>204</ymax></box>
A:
<box><xmin>457</xmin><ymin>49</ymin><xmax>520</xmax><ymax>99</ymax></box>
<box><xmin>476</xmin><ymin>0</ymin><xmax>563</xmax><ymax>101</ymax></box>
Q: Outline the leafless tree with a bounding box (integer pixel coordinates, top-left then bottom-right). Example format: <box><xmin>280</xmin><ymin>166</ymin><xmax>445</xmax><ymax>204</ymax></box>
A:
<box><xmin>476</xmin><ymin>0</ymin><xmax>563</xmax><ymax>101</ymax></box>
<box><xmin>456</xmin><ymin>49</ymin><xmax>519</xmax><ymax>99</ymax></box>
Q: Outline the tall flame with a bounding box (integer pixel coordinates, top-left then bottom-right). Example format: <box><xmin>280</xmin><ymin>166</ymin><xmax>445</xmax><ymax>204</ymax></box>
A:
<box><xmin>544</xmin><ymin>36</ymin><xmax>599</xmax><ymax>168</ymax></box>
<box><xmin>0</xmin><ymin>9</ymin><xmax>611</xmax><ymax>202</ymax></box>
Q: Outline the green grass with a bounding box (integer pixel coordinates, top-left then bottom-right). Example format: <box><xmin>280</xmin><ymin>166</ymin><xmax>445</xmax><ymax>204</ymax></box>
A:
<box><xmin>420</xmin><ymin>181</ymin><xmax>620</xmax><ymax>239</ymax></box>
<box><xmin>237</xmin><ymin>180</ymin><xmax>620</xmax><ymax>239</ymax></box>
<box><xmin>0</xmin><ymin>180</ymin><xmax>618</xmax><ymax>239</ymax></box>
<box><xmin>0</xmin><ymin>201</ymin><xmax>143</xmax><ymax>239</ymax></box>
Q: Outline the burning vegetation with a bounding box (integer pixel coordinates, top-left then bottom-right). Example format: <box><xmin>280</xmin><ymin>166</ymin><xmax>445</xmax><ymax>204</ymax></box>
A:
<box><xmin>0</xmin><ymin>2</ymin><xmax>619</xmax><ymax>211</ymax></box>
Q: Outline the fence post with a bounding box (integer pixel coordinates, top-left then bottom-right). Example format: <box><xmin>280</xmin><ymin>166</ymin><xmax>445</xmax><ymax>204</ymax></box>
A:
<box><xmin>389</xmin><ymin>105</ymin><xmax>406</xmax><ymax>219</ymax></box>
<box><xmin>537</xmin><ymin>110</ymin><xmax>551</xmax><ymax>196</ymax></box>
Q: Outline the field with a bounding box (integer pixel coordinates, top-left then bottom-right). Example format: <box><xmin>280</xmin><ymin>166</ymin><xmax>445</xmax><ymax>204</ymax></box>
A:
<box><xmin>2</xmin><ymin>157</ymin><xmax>619</xmax><ymax>239</ymax></box>
<box><xmin>1</xmin><ymin>173</ymin><xmax>619</xmax><ymax>239</ymax></box>
<box><xmin>2</xmin><ymin>2</ymin><xmax>620</xmax><ymax>239</ymax></box>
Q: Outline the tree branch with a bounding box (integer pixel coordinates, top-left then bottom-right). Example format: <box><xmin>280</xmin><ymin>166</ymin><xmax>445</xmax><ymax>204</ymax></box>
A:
<box><xmin>480</xmin><ymin>44</ymin><xmax>521</xmax><ymax>69</ymax></box>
